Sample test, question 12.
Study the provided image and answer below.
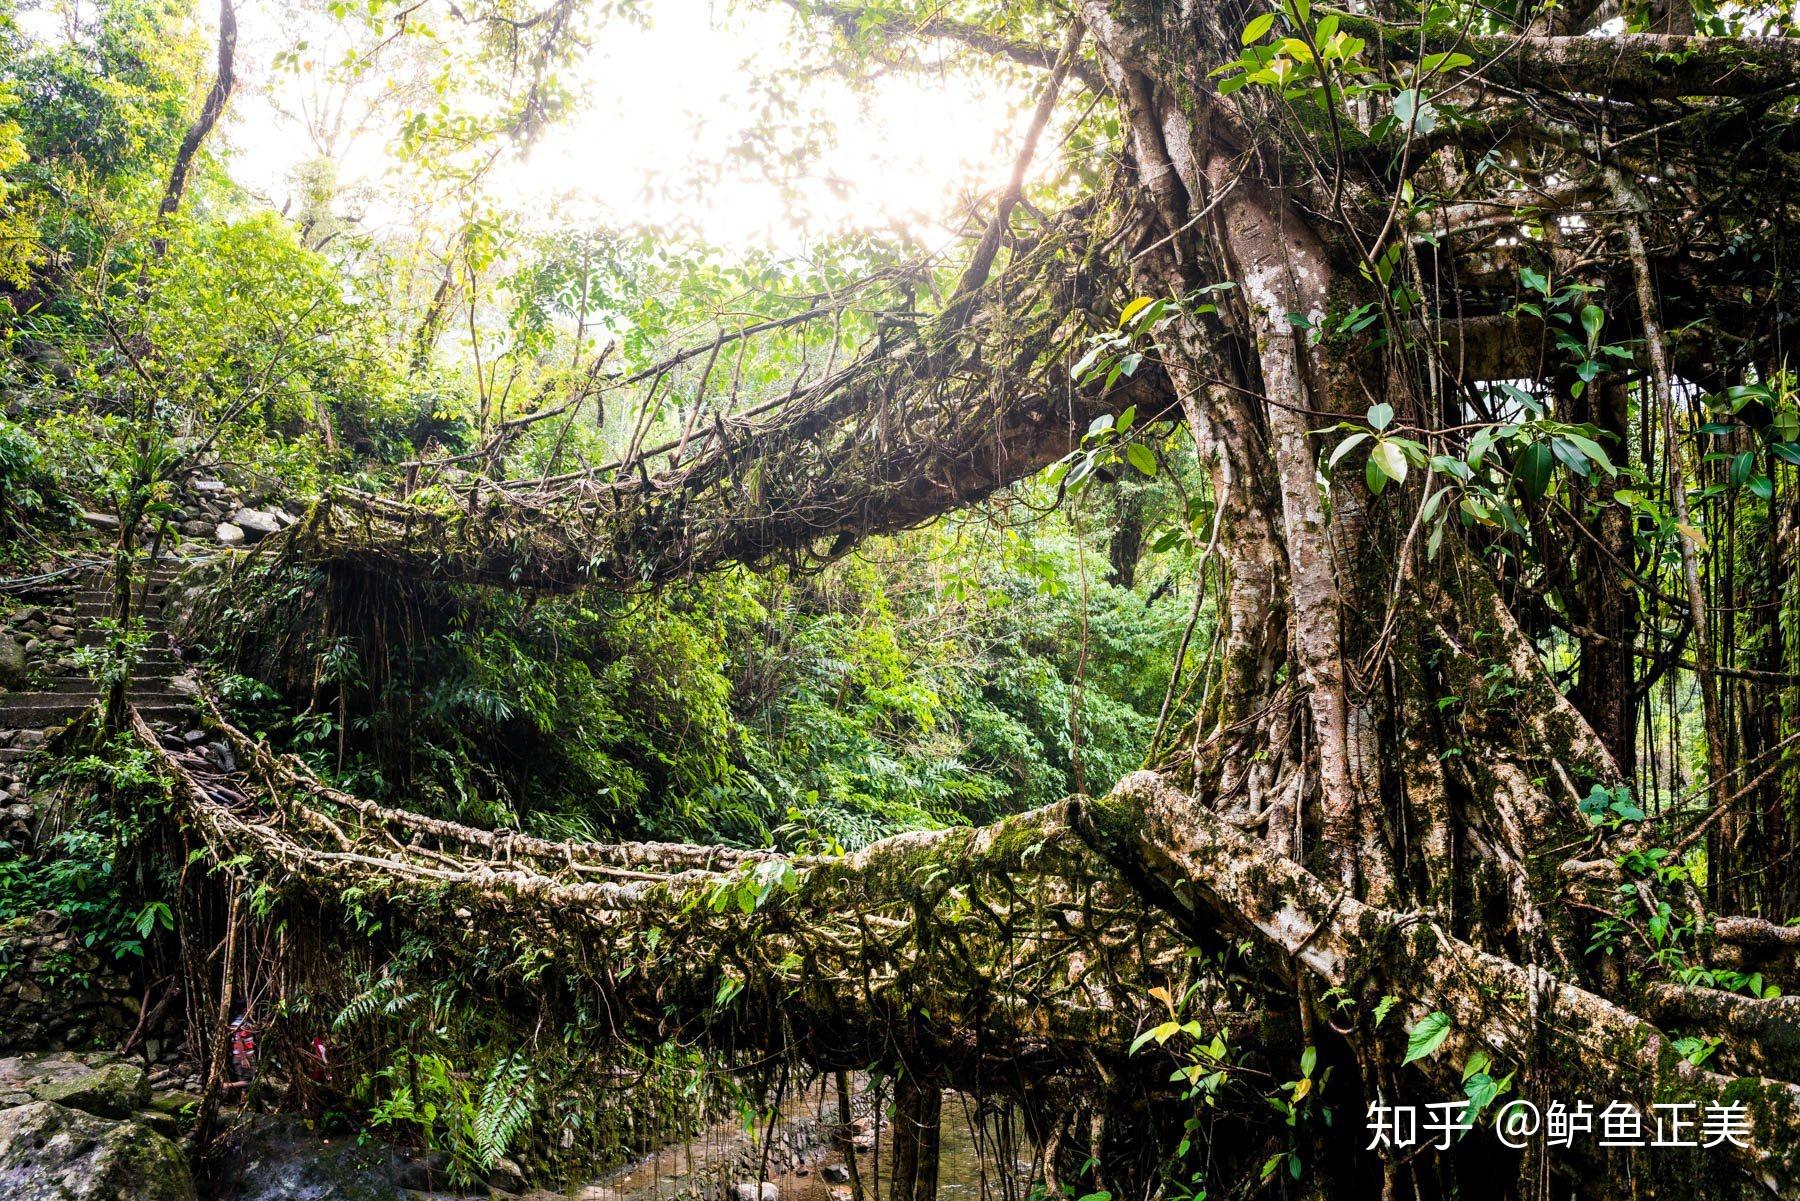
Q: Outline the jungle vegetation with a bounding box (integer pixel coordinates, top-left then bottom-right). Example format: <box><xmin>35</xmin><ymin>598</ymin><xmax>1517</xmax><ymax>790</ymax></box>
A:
<box><xmin>4</xmin><ymin>0</ymin><xmax>1800</xmax><ymax>1197</ymax></box>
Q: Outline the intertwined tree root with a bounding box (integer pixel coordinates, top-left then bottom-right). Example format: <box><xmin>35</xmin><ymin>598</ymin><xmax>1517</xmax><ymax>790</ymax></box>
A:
<box><xmin>133</xmin><ymin>694</ymin><xmax>1800</xmax><ymax>1196</ymax></box>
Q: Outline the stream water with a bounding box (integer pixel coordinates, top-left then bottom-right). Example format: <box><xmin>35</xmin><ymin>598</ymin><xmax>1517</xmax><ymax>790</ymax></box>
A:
<box><xmin>588</xmin><ymin>1087</ymin><xmax>1036</xmax><ymax>1201</ymax></box>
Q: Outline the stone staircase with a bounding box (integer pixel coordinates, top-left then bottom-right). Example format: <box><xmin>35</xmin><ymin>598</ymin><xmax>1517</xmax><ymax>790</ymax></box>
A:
<box><xmin>0</xmin><ymin>563</ymin><xmax>195</xmax><ymax>772</ymax></box>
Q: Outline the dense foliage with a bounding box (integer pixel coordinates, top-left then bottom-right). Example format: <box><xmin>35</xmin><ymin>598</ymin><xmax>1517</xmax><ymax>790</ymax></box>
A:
<box><xmin>9</xmin><ymin>0</ymin><xmax>1800</xmax><ymax>1196</ymax></box>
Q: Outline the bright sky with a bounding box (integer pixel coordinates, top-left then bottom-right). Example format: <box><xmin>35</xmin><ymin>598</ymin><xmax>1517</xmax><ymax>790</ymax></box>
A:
<box><xmin>227</xmin><ymin>0</ymin><xmax>1038</xmax><ymax>253</ymax></box>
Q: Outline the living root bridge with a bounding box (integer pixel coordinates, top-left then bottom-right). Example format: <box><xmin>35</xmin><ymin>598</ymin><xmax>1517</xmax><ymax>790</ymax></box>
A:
<box><xmin>140</xmin><ymin>705</ymin><xmax>1800</xmax><ymax>1195</ymax></box>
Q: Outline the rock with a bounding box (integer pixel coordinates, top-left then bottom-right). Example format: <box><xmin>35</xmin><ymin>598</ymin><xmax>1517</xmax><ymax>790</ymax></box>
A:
<box><xmin>734</xmin><ymin>1182</ymin><xmax>779</xmax><ymax>1201</ymax></box>
<box><xmin>79</xmin><ymin>511</ymin><xmax>121</xmax><ymax>531</ymax></box>
<box><xmin>0</xmin><ymin>637</ymin><xmax>25</xmax><ymax>689</ymax></box>
<box><xmin>822</xmin><ymin>1164</ymin><xmax>852</xmax><ymax>1184</ymax></box>
<box><xmin>0</xmin><ymin>1052</ymin><xmax>149</xmax><ymax>1119</ymax></box>
<box><xmin>218</xmin><ymin>1114</ymin><xmax>453</xmax><ymax>1201</ymax></box>
<box><xmin>192</xmin><ymin>479</ymin><xmax>227</xmax><ymax>493</ymax></box>
<box><xmin>231</xmin><ymin>508</ymin><xmax>282</xmax><ymax>540</ymax></box>
<box><xmin>215</xmin><ymin>522</ymin><xmax>246</xmax><ymax>546</ymax></box>
<box><xmin>0</xmin><ymin>1101</ymin><xmax>195</xmax><ymax>1200</ymax></box>
<box><xmin>147</xmin><ymin>1090</ymin><xmax>202</xmax><ymax>1118</ymax></box>
<box><xmin>135</xmin><ymin>1107</ymin><xmax>182</xmax><ymax>1139</ymax></box>
<box><xmin>488</xmin><ymin>1154</ymin><xmax>526</xmax><ymax>1192</ymax></box>
<box><xmin>179</xmin><ymin>521</ymin><xmax>213</xmax><ymax>539</ymax></box>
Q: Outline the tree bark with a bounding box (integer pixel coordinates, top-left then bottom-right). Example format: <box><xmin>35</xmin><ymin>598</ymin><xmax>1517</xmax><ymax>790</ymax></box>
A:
<box><xmin>158</xmin><ymin>0</ymin><xmax>237</xmax><ymax>223</ymax></box>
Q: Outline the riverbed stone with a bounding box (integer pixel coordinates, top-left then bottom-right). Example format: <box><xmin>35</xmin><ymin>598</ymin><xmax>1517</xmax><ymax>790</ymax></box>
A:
<box><xmin>218</xmin><ymin>1114</ymin><xmax>467</xmax><ymax>1201</ymax></box>
<box><xmin>0</xmin><ymin>1100</ymin><xmax>196</xmax><ymax>1200</ymax></box>
<box><xmin>215</xmin><ymin>522</ymin><xmax>246</xmax><ymax>546</ymax></box>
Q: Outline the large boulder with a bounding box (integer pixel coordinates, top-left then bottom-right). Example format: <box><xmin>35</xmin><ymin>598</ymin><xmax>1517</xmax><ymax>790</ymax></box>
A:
<box><xmin>230</xmin><ymin>509</ymin><xmax>282</xmax><ymax>540</ymax></box>
<box><xmin>0</xmin><ymin>1100</ymin><xmax>196</xmax><ymax>1201</ymax></box>
<box><xmin>0</xmin><ymin>1052</ymin><xmax>149</xmax><ymax>1118</ymax></box>
<box><xmin>215</xmin><ymin>522</ymin><xmax>246</xmax><ymax>547</ymax></box>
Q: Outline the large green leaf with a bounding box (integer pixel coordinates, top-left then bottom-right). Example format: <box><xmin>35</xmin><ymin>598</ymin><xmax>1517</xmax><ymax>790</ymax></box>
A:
<box><xmin>1513</xmin><ymin>442</ymin><xmax>1553</xmax><ymax>499</ymax></box>
<box><xmin>1403</xmin><ymin>1011</ymin><xmax>1452</xmax><ymax>1064</ymax></box>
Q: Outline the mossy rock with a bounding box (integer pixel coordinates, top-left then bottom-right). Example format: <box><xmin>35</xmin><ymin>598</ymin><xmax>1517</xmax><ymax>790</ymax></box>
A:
<box><xmin>143</xmin><ymin>1089</ymin><xmax>202</xmax><ymax>1137</ymax></box>
<box><xmin>0</xmin><ymin>1100</ymin><xmax>196</xmax><ymax>1201</ymax></box>
<box><xmin>0</xmin><ymin>1052</ymin><xmax>149</xmax><ymax>1120</ymax></box>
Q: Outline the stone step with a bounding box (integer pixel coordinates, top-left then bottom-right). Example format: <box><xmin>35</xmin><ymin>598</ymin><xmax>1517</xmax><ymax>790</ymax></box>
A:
<box><xmin>71</xmin><ymin>601</ymin><xmax>169</xmax><ymax>618</ymax></box>
<box><xmin>0</xmin><ymin>697</ymin><xmax>192</xmax><ymax>726</ymax></box>
<box><xmin>76</xmin><ymin>630</ymin><xmax>170</xmax><ymax>649</ymax></box>
<box><xmin>1</xmin><ymin>687</ymin><xmax>190</xmax><ymax>703</ymax></box>
<box><xmin>0</xmin><ymin>746</ymin><xmax>35</xmax><ymax>764</ymax></box>
<box><xmin>64</xmin><ymin>589</ymin><xmax>175</xmax><ymax>607</ymax></box>
<box><xmin>40</xmin><ymin>674</ymin><xmax>184</xmax><ymax>695</ymax></box>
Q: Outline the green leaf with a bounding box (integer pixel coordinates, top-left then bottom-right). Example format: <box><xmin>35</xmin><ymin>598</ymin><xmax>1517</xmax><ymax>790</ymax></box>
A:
<box><xmin>1561</xmin><ymin>432</ymin><xmax>1616</xmax><ymax>476</ymax></box>
<box><xmin>1464</xmin><ymin>1070</ymin><xmax>1501</xmax><ymax>1115</ymax></box>
<box><xmin>1126</xmin><ymin>443</ymin><xmax>1158</xmax><ymax>477</ymax></box>
<box><xmin>1580</xmin><ymin>304</ymin><xmax>1605</xmax><ymax>343</ymax></box>
<box><xmin>1513</xmin><ymin>442</ymin><xmax>1553</xmax><ymax>499</ymax></box>
<box><xmin>1371</xmin><ymin>438</ymin><xmax>1409</xmax><ymax>487</ymax></box>
<box><xmin>1071</xmin><ymin>344</ymin><xmax>1104</xmax><ymax>380</ymax></box>
<box><xmin>1119</xmin><ymin>296</ymin><xmax>1155</xmax><ymax>327</ymax></box>
<box><xmin>1774</xmin><ymin>406</ymin><xmax>1800</xmax><ymax>443</ymax></box>
<box><xmin>1391</xmin><ymin>89</ymin><xmax>1437</xmax><ymax>134</ymax></box>
<box><xmin>1366</xmin><ymin>454</ymin><xmax>1388</xmax><ymax>496</ymax></box>
<box><xmin>1403</xmin><ymin>1011</ymin><xmax>1452</xmax><ymax>1064</ymax></box>
<box><xmin>1731</xmin><ymin>449</ymin><xmax>1756</xmax><ymax>488</ymax></box>
<box><xmin>1418</xmin><ymin>50</ymin><xmax>1473</xmax><ymax>75</ymax></box>
<box><xmin>1467</xmin><ymin>426</ymin><xmax>1497</xmax><ymax>469</ymax></box>
<box><xmin>1242</xmin><ymin>13</ymin><xmax>1277</xmax><ymax>43</ymax></box>
<box><xmin>1367</xmin><ymin>401</ymin><xmax>1394</xmax><ymax>432</ymax></box>
<box><xmin>1327</xmin><ymin>431</ymin><xmax>1370</xmax><ymax>474</ymax></box>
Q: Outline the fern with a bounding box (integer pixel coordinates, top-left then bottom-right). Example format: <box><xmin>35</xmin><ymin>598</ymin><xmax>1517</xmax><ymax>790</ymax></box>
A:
<box><xmin>471</xmin><ymin>1054</ymin><xmax>534</xmax><ymax>1170</ymax></box>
